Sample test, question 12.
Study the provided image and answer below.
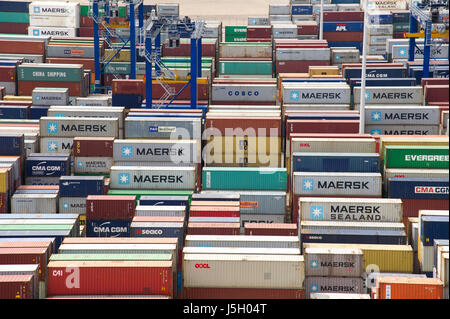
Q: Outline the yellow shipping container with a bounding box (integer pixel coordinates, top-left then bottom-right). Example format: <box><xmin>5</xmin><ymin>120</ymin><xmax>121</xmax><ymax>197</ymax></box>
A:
<box><xmin>3</xmin><ymin>95</ymin><xmax>32</xmax><ymax>101</ymax></box>
<box><xmin>308</xmin><ymin>66</ymin><xmax>340</xmax><ymax>76</ymax></box>
<box><xmin>379</xmin><ymin>136</ymin><xmax>449</xmax><ymax>161</ymax></box>
<box><xmin>303</xmin><ymin>243</ymin><xmax>414</xmax><ymax>273</ymax></box>
<box><xmin>0</xmin><ymin>168</ymin><xmax>9</xmax><ymax>193</ymax></box>
<box><xmin>104</xmin><ymin>49</ymin><xmax>131</xmax><ymax>62</ymax></box>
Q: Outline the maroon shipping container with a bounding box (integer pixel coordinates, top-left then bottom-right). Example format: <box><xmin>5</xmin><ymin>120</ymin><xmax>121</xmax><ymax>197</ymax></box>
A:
<box><xmin>324</xmin><ymin>32</ymin><xmax>363</xmax><ymax>42</ymax></box>
<box><xmin>79</xmin><ymin>27</ymin><xmax>94</xmax><ymax>37</ymax></box>
<box><xmin>187</xmin><ymin>222</ymin><xmax>241</xmax><ymax>235</ymax></box>
<box><xmin>86</xmin><ymin>195</ymin><xmax>136</xmax><ymax>221</ymax></box>
<box><xmin>247</xmin><ymin>26</ymin><xmax>272</xmax><ymax>38</ymax></box>
<box><xmin>424</xmin><ymin>85</ymin><xmax>449</xmax><ymax>103</ymax></box>
<box><xmin>0</xmin><ymin>275</ymin><xmax>34</xmax><ymax>299</ymax></box>
<box><xmin>46</xmin><ymin>57</ymin><xmax>95</xmax><ymax>75</ymax></box>
<box><xmin>0</xmin><ymin>247</ymin><xmax>48</xmax><ymax>281</ymax></box>
<box><xmin>0</xmin><ymin>192</ymin><xmax>8</xmax><ymax>214</ymax></box>
<box><xmin>276</xmin><ymin>60</ymin><xmax>330</xmax><ymax>73</ymax></box>
<box><xmin>112</xmin><ymin>79</ymin><xmax>145</xmax><ymax>96</ymax></box>
<box><xmin>18</xmin><ymin>81</ymin><xmax>83</xmax><ymax>97</ymax></box>
<box><xmin>402</xmin><ymin>199</ymin><xmax>449</xmax><ymax>218</ymax></box>
<box><xmin>205</xmin><ymin>116</ymin><xmax>281</xmax><ymax>137</ymax></box>
<box><xmin>297</xmin><ymin>24</ymin><xmax>319</xmax><ymax>35</ymax></box>
<box><xmin>73</xmin><ymin>137</ymin><xmax>115</xmax><ymax>157</ymax></box>
<box><xmin>0</xmin><ymin>40</ymin><xmax>45</xmax><ymax>55</ymax></box>
<box><xmin>244</xmin><ymin>223</ymin><xmax>298</xmax><ymax>236</ymax></box>
<box><xmin>162</xmin><ymin>41</ymin><xmax>216</xmax><ymax>57</ymax></box>
<box><xmin>421</xmin><ymin>78</ymin><xmax>449</xmax><ymax>87</ymax></box>
<box><xmin>132</xmin><ymin>216</ymin><xmax>186</xmax><ymax>223</ymax></box>
<box><xmin>0</xmin><ymin>240</ymin><xmax>55</xmax><ymax>256</ymax></box>
<box><xmin>103</xmin><ymin>74</ymin><xmax>128</xmax><ymax>87</ymax></box>
<box><xmin>190</xmin><ymin>206</ymin><xmax>240</xmax><ymax>218</ymax></box>
<box><xmin>104</xmin><ymin>178</ymin><xmax>110</xmax><ymax>195</ymax></box>
<box><xmin>323</xmin><ymin>11</ymin><xmax>364</xmax><ymax>21</ymax></box>
<box><xmin>286</xmin><ymin>120</ymin><xmax>360</xmax><ymax>138</ymax></box>
<box><xmin>0</xmin><ymin>100</ymin><xmax>32</xmax><ymax>106</ymax></box>
<box><xmin>47</xmin><ymin>260</ymin><xmax>174</xmax><ymax>297</ymax></box>
<box><xmin>0</xmin><ymin>66</ymin><xmax>16</xmax><ymax>82</ymax></box>
<box><xmin>0</xmin><ymin>22</ymin><xmax>28</xmax><ymax>35</ymax></box>
<box><xmin>393</xmin><ymin>32</ymin><xmax>405</xmax><ymax>39</ymax></box>
<box><xmin>152</xmin><ymin>81</ymin><xmax>209</xmax><ymax>101</ymax></box>
<box><xmin>183</xmin><ymin>287</ymin><xmax>305</xmax><ymax>299</ymax></box>
<box><xmin>247</xmin><ymin>38</ymin><xmax>272</xmax><ymax>43</ymax></box>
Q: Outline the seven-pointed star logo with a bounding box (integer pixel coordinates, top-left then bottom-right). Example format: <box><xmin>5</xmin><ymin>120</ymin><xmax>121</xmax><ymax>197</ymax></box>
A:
<box><xmin>48</xmin><ymin>141</ymin><xmax>58</xmax><ymax>151</ymax></box>
<box><xmin>365</xmin><ymin>91</ymin><xmax>371</xmax><ymax>101</ymax></box>
<box><xmin>371</xmin><ymin>111</ymin><xmax>382</xmax><ymax>122</ymax></box>
<box><xmin>399</xmin><ymin>49</ymin><xmax>407</xmax><ymax>57</ymax></box>
<box><xmin>302</xmin><ymin>178</ymin><xmax>314</xmax><ymax>191</ymax></box>
<box><xmin>77</xmin><ymin>162</ymin><xmax>84</xmax><ymax>167</ymax></box>
<box><xmin>310</xmin><ymin>205</ymin><xmax>323</xmax><ymax>219</ymax></box>
<box><xmin>47</xmin><ymin>122</ymin><xmax>58</xmax><ymax>134</ymax></box>
<box><xmin>118</xmin><ymin>173</ymin><xmax>130</xmax><ymax>185</ymax></box>
<box><xmin>63</xmin><ymin>203</ymin><xmax>69</xmax><ymax>209</ymax></box>
<box><xmin>310</xmin><ymin>260</ymin><xmax>319</xmax><ymax>268</ymax></box>
<box><xmin>371</xmin><ymin>129</ymin><xmax>382</xmax><ymax>135</ymax></box>
<box><xmin>290</xmin><ymin>91</ymin><xmax>300</xmax><ymax>101</ymax></box>
<box><xmin>121</xmin><ymin>146</ymin><xmax>133</xmax><ymax>158</ymax></box>
<box><xmin>311</xmin><ymin>284</ymin><xmax>319</xmax><ymax>292</ymax></box>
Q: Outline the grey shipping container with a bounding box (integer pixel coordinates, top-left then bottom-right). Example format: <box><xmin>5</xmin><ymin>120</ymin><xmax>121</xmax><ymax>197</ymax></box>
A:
<box><xmin>364</xmin><ymin>106</ymin><xmax>440</xmax><ymax>125</ymax></box>
<box><xmin>75</xmin><ymin>97</ymin><xmax>111</xmax><ymax>106</ymax></box>
<box><xmin>58</xmin><ymin>197</ymin><xmax>86</xmax><ymax>214</ymax></box>
<box><xmin>365</xmin><ymin>125</ymin><xmax>439</xmax><ymax>136</ymax></box>
<box><xmin>11</xmin><ymin>193</ymin><xmax>58</xmax><ymax>214</ymax></box>
<box><xmin>305</xmin><ymin>277</ymin><xmax>365</xmax><ymax>298</ymax></box>
<box><xmin>47</xmin><ymin>107</ymin><xmax>124</xmax><ymax>129</ymax></box>
<box><xmin>135</xmin><ymin>206</ymin><xmax>186</xmax><ymax>217</ymax></box>
<box><xmin>74</xmin><ymin>157</ymin><xmax>114</xmax><ymax>174</ymax></box>
<box><xmin>40</xmin><ymin>117</ymin><xmax>119</xmax><ymax>138</ymax></box>
<box><xmin>184</xmin><ymin>234</ymin><xmax>300</xmax><ymax>249</ymax></box>
<box><xmin>276</xmin><ymin>48</ymin><xmax>331</xmax><ymax>61</ymax></box>
<box><xmin>32</xmin><ymin>88</ymin><xmax>69</xmax><ymax>106</ymax></box>
<box><xmin>212</xmin><ymin>84</ymin><xmax>277</xmax><ymax>102</ymax></box>
<box><xmin>40</xmin><ymin>137</ymin><xmax>74</xmax><ymax>154</ymax></box>
<box><xmin>304</xmin><ymin>247</ymin><xmax>364</xmax><ymax>277</ymax></box>
<box><xmin>283</xmin><ymin>85</ymin><xmax>351</xmax><ymax>104</ymax></box>
<box><xmin>124</xmin><ymin>117</ymin><xmax>202</xmax><ymax>140</ymax></box>
<box><xmin>354</xmin><ymin>87</ymin><xmax>423</xmax><ymax>105</ymax></box>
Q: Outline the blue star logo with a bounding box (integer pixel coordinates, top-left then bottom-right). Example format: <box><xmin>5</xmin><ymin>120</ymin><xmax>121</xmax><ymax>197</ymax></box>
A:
<box><xmin>302</xmin><ymin>178</ymin><xmax>314</xmax><ymax>191</ymax></box>
<box><xmin>47</xmin><ymin>122</ymin><xmax>58</xmax><ymax>134</ymax></box>
<box><xmin>310</xmin><ymin>284</ymin><xmax>319</xmax><ymax>292</ymax></box>
<box><xmin>310</xmin><ymin>260</ymin><xmax>319</xmax><ymax>268</ymax></box>
<box><xmin>47</xmin><ymin>141</ymin><xmax>58</xmax><ymax>152</ymax></box>
<box><xmin>290</xmin><ymin>91</ymin><xmax>300</xmax><ymax>101</ymax></box>
<box><xmin>118</xmin><ymin>173</ymin><xmax>130</xmax><ymax>185</ymax></box>
<box><xmin>121</xmin><ymin>146</ymin><xmax>133</xmax><ymax>158</ymax></box>
<box><xmin>365</xmin><ymin>91</ymin><xmax>371</xmax><ymax>101</ymax></box>
<box><xmin>34</xmin><ymin>7</ymin><xmax>40</xmax><ymax>13</ymax></box>
<box><xmin>77</xmin><ymin>162</ymin><xmax>84</xmax><ymax>167</ymax></box>
<box><xmin>33</xmin><ymin>29</ymin><xmax>40</xmax><ymax>36</ymax></box>
<box><xmin>63</xmin><ymin>203</ymin><xmax>69</xmax><ymax>209</ymax></box>
<box><xmin>399</xmin><ymin>48</ymin><xmax>407</xmax><ymax>57</ymax></box>
<box><xmin>310</xmin><ymin>206</ymin><xmax>323</xmax><ymax>219</ymax></box>
<box><xmin>371</xmin><ymin>129</ymin><xmax>382</xmax><ymax>135</ymax></box>
<box><xmin>371</xmin><ymin>111</ymin><xmax>382</xmax><ymax>122</ymax></box>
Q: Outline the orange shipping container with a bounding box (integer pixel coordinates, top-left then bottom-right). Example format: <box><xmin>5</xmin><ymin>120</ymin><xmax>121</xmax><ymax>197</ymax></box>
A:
<box><xmin>376</xmin><ymin>276</ymin><xmax>443</xmax><ymax>299</ymax></box>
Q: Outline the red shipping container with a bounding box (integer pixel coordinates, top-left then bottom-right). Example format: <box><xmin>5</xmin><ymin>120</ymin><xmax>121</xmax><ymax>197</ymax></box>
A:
<box><xmin>401</xmin><ymin>199</ymin><xmax>449</xmax><ymax>218</ymax></box>
<box><xmin>162</xmin><ymin>41</ymin><xmax>216</xmax><ymax>58</ymax></box>
<box><xmin>286</xmin><ymin>120</ymin><xmax>360</xmax><ymax>139</ymax></box>
<box><xmin>46</xmin><ymin>57</ymin><xmax>95</xmax><ymax>74</ymax></box>
<box><xmin>424</xmin><ymin>85</ymin><xmax>449</xmax><ymax>103</ymax></box>
<box><xmin>297</xmin><ymin>24</ymin><xmax>318</xmax><ymax>35</ymax></box>
<box><xmin>324</xmin><ymin>32</ymin><xmax>363</xmax><ymax>42</ymax></box>
<box><xmin>133</xmin><ymin>216</ymin><xmax>186</xmax><ymax>223</ymax></box>
<box><xmin>0</xmin><ymin>241</ymin><xmax>55</xmax><ymax>256</ymax></box>
<box><xmin>276</xmin><ymin>60</ymin><xmax>330</xmax><ymax>73</ymax></box>
<box><xmin>103</xmin><ymin>74</ymin><xmax>128</xmax><ymax>87</ymax></box>
<box><xmin>244</xmin><ymin>223</ymin><xmax>298</xmax><ymax>236</ymax></box>
<box><xmin>0</xmin><ymin>192</ymin><xmax>8</xmax><ymax>213</ymax></box>
<box><xmin>104</xmin><ymin>178</ymin><xmax>110</xmax><ymax>195</ymax></box>
<box><xmin>79</xmin><ymin>27</ymin><xmax>94</xmax><ymax>37</ymax></box>
<box><xmin>393</xmin><ymin>32</ymin><xmax>405</xmax><ymax>38</ymax></box>
<box><xmin>183</xmin><ymin>287</ymin><xmax>305</xmax><ymax>299</ymax></box>
<box><xmin>375</xmin><ymin>277</ymin><xmax>443</xmax><ymax>299</ymax></box>
<box><xmin>247</xmin><ymin>38</ymin><xmax>272</xmax><ymax>43</ymax></box>
<box><xmin>187</xmin><ymin>222</ymin><xmax>241</xmax><ymax>235</ymax></box>
<box><xmin>152</xmin><ymin>81</ymin><xmax>209</xmax><ymax>101</ymax></box>
<box><xmin>323</xmin><ymin>11</ymin><xmax>364</xmax><ymax>21</ymax></box>
<box><xmin>0</xmin><ymin>247</ymin><xmax>48</xmax><ymax>281</ymax></box>
<box><xmin>0</xmin><ymin>22</ymin><xmax>28</xmax><ymax>35</ymax></box>
<box><xmin>247</xmin><ymin>26</ymin><xmax>272</xmax><ymax>38</ymax></box>
<box><xmin>17</xmin><ymin>185</ymin><xmax>59</xmax><ymax>190</ymax></box>
<box><xmin>73</xmin><ymin>137</ymin><xmax>115</xmax><ymax>157</ymax></box>
<box><xmin>112</xmin><ymin>79</ymin><xmax>145</xmax><ymax>95</ymax></box>
<box><xmin>0</xmin><ymin>66</ymin><xmax>16</xmax><ymax>82</ymax></box>
<box><xmin>205</xmin><ymin>116</ymin><xmax>281</xmax><ymax>137</ymax></box>
<box><xmin>190</xmin><ymin>206</ymin><xmax>240</xmax><ymax>218</ymax></box>
<box><xmin>0</xmin><ymin>100</ymin><xmax>32</xmax><ymax>106</ymax></box>
<box><xmin>86</xmin><ymin>195</ymin><xmax>136</xmax><ymax>221</ymax></box>
<box><xmin>0</xmin><ymin>275</ymin><xmax>33</xmax><ymax>299</ymax></box>
<box><xmin>18</xmin><ymin>81</ymin><xmax>83</xmax><ymax>97</ymax></box>
<box><xmin>47</xmin><ymin>260</ymin><xmax>173</xmax><ymax>297</ymax></box>
<box><xmin>421</xmin><ymin>78</ymin><xmax>449</xmax><ymax>87</ymax></box>
<box><xmin>0</xmin><ymin>40</ymin><xmax>45</xmax><ymax>55</ymax></box>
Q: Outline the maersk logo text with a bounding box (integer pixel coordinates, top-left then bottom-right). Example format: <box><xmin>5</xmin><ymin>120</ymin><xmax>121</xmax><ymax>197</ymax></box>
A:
<box><xmin>310</xmin><ymin>206</ymin><xmax>323</xmax><ymax>219</ymax></box>
<box><xmin>118</xmin><ymin>173</ymin><xmax>131</xmax><ymax>185</ymax></box>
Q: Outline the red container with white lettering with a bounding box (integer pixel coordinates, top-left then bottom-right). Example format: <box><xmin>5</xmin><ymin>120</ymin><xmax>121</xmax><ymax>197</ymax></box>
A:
<box><xmin>86</xmin><ymin>195</ymin><xmax>136</xmax><ymax>221</ymax></box>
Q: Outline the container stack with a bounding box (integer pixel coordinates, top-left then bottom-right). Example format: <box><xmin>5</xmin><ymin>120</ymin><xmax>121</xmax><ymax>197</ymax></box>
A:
<box><xmin>322</xmin><ymin>11</ymin><xmax>364</xmax><ymax>52</ymax></box>
<box><xmin>391</xmin><ymin>10</ymin><xmax>410</xmax><ymax>39</ymax></box>
<box><xmin>0</xmin><ymin>61</ymin><xmax>19</xmax><ymax>96</ymax></box>
<box><xmin>434</xmin><ymin>238</ymin><xmax>449</xmax><ymax>299</ymax></box>
<box><xmin>111</xmin><ymin>79</ymin><xmax>144</xmax><ymax>108</ymax></box>
<box><xmin>24</xmin><ymin>152</ymin><xmax>70</xmax><ymax>186</ymax></box>
<box><xmin>28</xmin><ymin>1</ymin><xmax>80</xmax><ymax>38</ymax></box>
<box><xmin>372</xmin><ymin>276</ymin><xmax>444</xmax><ymax>299</ymax></box>
<box><xmin>0</xmin><ymin>0</ymin><xmax>31</xmax><ymax>35</ymax></box>
<box><xmin>72</xmin><ymin>137</ymin><xmax>115</xmax><ymax>177</ymax></box>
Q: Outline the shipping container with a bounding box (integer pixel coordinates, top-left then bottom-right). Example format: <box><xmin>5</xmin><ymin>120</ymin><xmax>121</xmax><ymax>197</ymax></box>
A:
<box><xmin>183</xmin><ymin>287</ymin><xmax>305</xmax><ymax>299</ymax></box>
<box><xmin>85</xmin><ymin>195</ymin><xmax>135</xmax><ymax>221</ymax></box>
<box><xmin>244</xmin><ymin>223</ymin><xmax>297</xmax><ymax>236</ymax></box>
<box><xmin>0</xmin><ymin>274</ymin><xmax>34</xmax><ymax>299</ymax></box>
<box><xmin>135</xmin><ymin>206</ymin><xmax>186</xmax><ymax>218</ymax></box>
<box><xmin>354</xmin><ymin>86</ymin><xmax>423</xmax><ymax>105</ymax></box>
<box><xmin>124</xmin><ymin>117</ymin><xmax>201</xmax><ymax>139</ymax></box>
<box><xmin>11</xmin><ymin>193</ymin><xmax>58</xmax><ymax>214</ymax></box>
<box><xmin>365</xmin><ymin>106</ymin><xmax>440</xmax><ymax>125</ymax></box>
<box><xmin>305</xmin><ymin>277</ymin><xmax>364</xmax><ymax>298</ymax></box>
<box><xmin>292</xmin><ymin>152</ymin><xmax>379</xmax><ymax>173</ymax></box>
<box><xmin>304</xmin><ymin>247</ymin><xmax>363</xmax><ymax>277</ymax></box>
<box><xmin>25</xmin><ymin>155</ymin><xmax>70</xmax><ymax>177</ymax></box>
<box><xmin>187</xmin><ymin>222</ymin><xmax>240</xmax><ymax>236</ymax></box>
<box><xmin>384</xmin><ymin>146</ymin><xmax>449</xmax><ymax>169</ymax></box>
<box><xmin>375</xmin><ymin>276</ymin><xmax>443</xmax><ymax>299</ymax></box>
<box><xmin>185</xmin><ymin>235</ymin><xmax>299</xmax><ymax>249</ymax></box>
<box><xmin>40</xmin><ymin>117</ymin><xmax>119</xmax><ymax>138</ymax></box>
<box><xmin>290</xmin><ymin>138</ymin><xmax>376</xmax><ymax>154</ymax></box>
<box><xmin>59</xmin><ymin>176</ymin><xmax>104</xmax><ymax>198</ymax></box>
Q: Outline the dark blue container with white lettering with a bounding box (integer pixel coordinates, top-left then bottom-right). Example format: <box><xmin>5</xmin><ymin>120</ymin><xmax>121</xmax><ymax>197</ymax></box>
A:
<box><xmin>409</xmin><ymin>66</ymin><xmax>449</xmax><ymax>82</ymax></box>
<box><xmin>388</xmin><ymin>178</ymin><xmax>449</xmax><ymax>200</ymax></box>
<box><xmin>130</xmin><ymin>221</ymin><xmax>184</xmax><ymax>242</ymax></box>
<box><xmin>291</xmin><ymin>5</ymin><xmax>313</xmax><ymax>15</ymax></box>
<box><xmin>327</xmin><ymin>41</ymin><xmax>362</xmax><ymax>52</ymax></box>
<box><xmin>349</xmin><ymin>78</ymin><xmax>417</xmax><ymax>89</ymax></box>
<box><xmin>29</xmin><ymin>106</ymin><xmax>50</xmax><ymax>119</ymax></box>
<box><xmin>112</xmin><ymin>94</ymin><xmax>143</xmax><ymax>108</ymax></box>
<box><xmin>323</xmin><ymin>22</ymin><xmax>364</xmax><ymax>32</ymax></box>
<box><xmin>0</xmin><ymin>1</ymin><xmax>30</xmax><ymax>12</ymax></box>
<box><xmin>86</xmin><ymin>220</ymin><xmax>131</xmax><ymax>237</ymax></box>
<box><xmin>25</xmin><ymin>156</ymin><xmax>70</xmax><ymax>177</ymax></box>
<box><xmin>392</xmin><ymin>11</ymin><xmax>410</xmax><ymax>23</ymax></box>
<box><xmin>421</xmin><ymin>216</ymin><xmax>449</xmax><ymax>246</ymax></box>
<box><xmin>292</xmin><ymin>153</ymin><xmax>380</xmax><ymax>173</ymax></box>
<box><xmin>59</xmin><ymin>176</ymin><xmax>105</xmax><ymax>197</ymax></box>
<box><xmin>0</xmin><ymin>105</ymin><xmax>28</xmax><ymax>119</ymax></box>
<box><xmin>331</xmin><ymin>0</ymin><xmax>360</xmax><ymax>3</ymax></box>
<box><xmin>300</xmin><ymin>228</ymin><xmax>407</xmax><ymax>253</ymax></box>
<box><xmin>0</xmin><ymin>133</ymin><xmax>24</xmax><ymax>156</ymax></box>
<box><xmin>344</xmin><ymin>67</ymin><xmax>407</xmax><ymax>79</ymax></box>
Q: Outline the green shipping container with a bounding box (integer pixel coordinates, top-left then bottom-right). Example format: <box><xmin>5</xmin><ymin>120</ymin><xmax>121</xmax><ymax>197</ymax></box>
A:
<box><xmin>202</xmin><ymin>167</ymin><xmax>287</xmax><ymax>191</ymax></box>
<box><xmin>107</xmin><ymin>189</ymin><xmax>193</xmax><ymax>201</ymax></box>
<box><xmin>0</xmin><ymin>12</ymin><xmax>29</xmax><ymax>23</ymax></box>
<box><xmin>219</xmin><ymin>61</ymin><xmax>273</xmax><ymax>75</ymax></box>
<box><xmin>50</xmin><ymin>254</ymin><xmax>172</xmax><ymax>261</ymax></box>
<box><xmin>18</xmin><ymin>64</ymin><xmax>83</xmax><ymax>82</ymax></box>
<box><xmin>384</xmin><ymin>145</ymin><xmax>449</xmax><ymax>169</ymax></box>
<box><xmin>393</xmin><ymin>23</ymin><xmax>410</xmax><ymax>32</ymax></box>
<box><xmin>225</xmin><ymin>26</ymin><xmax>247</xmax><ymax>36</ymax></box>
<box><xmin>225</xmin><ymin>35</ymin><xmax>248</xmax><ymax>43</ymax></box>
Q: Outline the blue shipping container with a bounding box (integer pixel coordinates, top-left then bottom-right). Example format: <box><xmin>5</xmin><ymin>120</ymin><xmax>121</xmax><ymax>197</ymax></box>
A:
<box><xmin>86</xmin><ymin>220</ymin><xmax>131</xmax><ymax>237</ymax></box>
<box><xmin>421</xmin><ymin>216</ymin><xmax>449</xmax><ymax>246</ymax></box>
<box><xmin>59</xmin><ymin>176</ymin><xmax>105</xmax><ymax>198</ymax></box>
<box><xmin>348</xmin><ymin>78</ymin><xmax>417</xmax><ymax>88</ymax></box>
<box><xmin>323</xmin><ymin>22</ymin><xmax>364</xmax><ymax>33</ymax></box>
<box><xmin>291</xmin><ymin>5</ymin><xmax>313</xmax><ymax>15</ymax></box>
<box><xmin>0</xmin><ymin>133</ymin><xmax>24</xmax><ymax>156</ymax></box>
<box><xmin>392</xmin><ymin>12</ymin><xmax>410</xmax><ymax>23</ymax></box>
<box><xmin>29</xmin><ymin>106</ymin><xmax>50</xmax><ymax>119</ymax></box>
<box><xmin>327</xmin><ymin>41</ymin><xmax>362</xmax><ymax>52</ymax></box>
<box><xmin>0</xmin><ymin>105</ymin><xmax>28</xmax><ymax>119</ymax></box>
<box><xmin>112</xmin><ymin>94</ymin><xmax>143</xmax><ymax>108</ymax></box>
<box><xmin>139</xmin><ymin>195</ymin><xmax>190</xmax><ymax>207</ymax></box>
<box><xmin>131</xmin><ymin>222</ymin><xmax>184</xmax><ymax>246</ymax></box>
<box><xmin>408</xmin><ymin>66</ymin><xmax>449</xmax><ymax>82</ymax></box>
<box><xmin>388</xmin><ymin>178</ymin><xmax>449</xmax><ymax>200</ymax></box>
<box><xmin>369</xmin><ymin>13</ymin><xmax>393</xmax><ymax>25</ymax></box>
<box><xmin>292</xmin><ymin>153</ymin><xmax>379</xmax><ymax>173</ymax></box>
<box><xmin>344</xmin><ymin>67</ymin><xmax>407</xmax><ymax>79</ymax></box>
<box><xmin>0</xmin><ymin>1</ymin><xmax>31</xmax><ymax>12</ymax></box>
<box><xmin>26</xmin><ymin>156</ymin><xmax>70</xmax><ymax>178</ymax></box>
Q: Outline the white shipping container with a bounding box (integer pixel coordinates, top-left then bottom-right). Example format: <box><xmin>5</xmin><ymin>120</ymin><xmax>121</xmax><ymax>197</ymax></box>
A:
<box><xmin>269</xmin><ymin>16</ymin><xmax>293</xmax><ymax>24</ymax></box>
<box><xmin>24</xmin><ymin>139</ymin><xmax>39</xmax><ymax>157</ymax></box>
<box><xmin>124</xmin><ymin>117</ymin><xmax>202</xmax><ymax>140</ymax></box>
<box><xmin>40</xmin><ymin>137</ymin><xmax>73</xmax><ymax>154</ymax></box>
<box><xmin>272</xmin><ymin>23</ymin><xmax>298</xmax><ymax>38</ymax></box>
<box><xmin>0</xmin><ymin>53</ymin><xmax>44</xmax><ymax>63</ymax></box>
<box><xmin>40</xmin><ymin>117</ymin><xmax>119</xmax><ymax>138</ymax></box>
<box><xmin>29</xmin><ymin>2</ymin><xmax>80</xmax><ymax>17</ymax></box>
<box><xmin>58</xmin><ymin>197</ymin><xmax>86</xmax><ymax>214</ymax></box>
<box><xmin>283</xmin><ymin>104</ymin><xmax>350</xmax><ymax>110</ymax></box>
<box><xmin>11</xmin><ymin>193</ymin><xmax>58</xmax><ymax>214</ymax></box>
<box><xmin>367</xmin><ymin>35</ymin><xmax>393</xmax><ymax>46</ymax></box>
<box><xmin>75</xmin><ymin>96</ymin><xmax>111</xmax><ymax>106</ymax></box>
<box><xmin>28</xmin><ymin>26</ymin><xmax>77</xmax><ymax>37</ymax></box>
<box><xmin>74</xmin><ymin>157</ymin><xmax>113</xmax><ymax>174</ymax></box>
<box><xmin>293</xmin><ymin>172</ymin><xmax>382</xmax><ymax>197</ymax></box>
<box><xmin>419</xmin><ymin>240</ymin><xmax>435</xmax><ymax>272</ymax></box>
<box><xmin>269</xmin><ymin>4</ymin><xmax>291</xmax><ymax>15</ymax></box>
<box><xmin>291</xmin><ymin>138</ymin><xmax>376</xmax><ymax>154</ymax></box>
<box><xmin>300</xmin><ymin>221</ymin><xmax>405</xmax><ymax>231</ymax></box>
<box><xmin>368</xmin><ymin>24</ymin><xmax>393</xmax><ymax>36</ymax></box>
<box><xmin>367</xmin><ymin>0</ymin><xmax>407</xmax><ymax>10</ymax></box>
<box><xmin>354</xmin><ymin>87</ymin><xmax>423</xmax><ymax>105</ymax></box>
<box><xmin>365</xmin><ymin>124</ymin><xmax>439</xmax><ymax>136</ymax></box>
<box><xmin>337</xmin><ymin>4</ymin><xmax>361</xmax><ymax>11</ymax></box>
<box><xmin>219</xmin><ymin>44</ymin><xmax>272</xmax><ymax>59</ymax></box>
<box><xmin>29</xmin><ymin>15</ymin><xmax>80</xmax><ymax>28</ymax></box>
<box><xmin>364</xmin><ymin>105</ymin><xmax>440</xmax><ymax>125</ymax></box>
<box><xmin>392</xmin><ymin>44</ymin><xmax>449</xmax><ymax>60</ymax></box>
<box><xmin>439</xmin><ymin>253</ymin><xmax>449</xmax><ymax>287</ymax></box>
<box><xmin>304</xmin><ymin>247</ymin><xmax>364</xmax><ymax>277</ymax></box>
<box><xmin>110</xmin><ymin>166</ymin><xmax>196</xmax><ymax>190</ymax></box>
<box><xmin>212</xmin><ymin>84</ymin><xmax>277</xmax><ymax>102</ymax></box>
<box><xmin>310</xmin><ymin>293</ymin><xmax>371</xmax><ymax>299</ymax></box>
<box><xmin>305</xmin><ymin>277</ymin><xmax>365</xmax><ymax>298</ymax></box>
<box><xmin>47</xmin><ymin>107</ymin><xmax>124</xmax><ymax>129</ymax></box>
<box><xmin>183</xmin><ymin>253</ymin><xmax>305</xmax><ymax>289</ymax></box>
<box><xmin>412</xmin><ymin>223</ymin><xmax>419</xmax><ymax>252</ymax></box>
<box><xmin>248</xmin><ymin>17</ymin><xmax>269</xmax><ymax>26</ymax></box>
<box><xmin>135</xmin><ymin>206</ymin><xmax>186</xmax><ymax>217</ymax></box>
<box><xmin>276</xmin><ymin>48</ymin><xmax>331</xmax><ymax>61</ymax></box>
<box><xmin>283</xmin><ymin>85</ymin><xmax>351</xmax><ymax>104</ymax></box>
<box><xmin>57</xmin><ymin>243</ymin><xmax>177</xmax><ymax>256</ymax></box>
<box><xmin>185</xmin><ymin>235</ymin><xmax>300</xmax><ymax>249</ymax></box>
